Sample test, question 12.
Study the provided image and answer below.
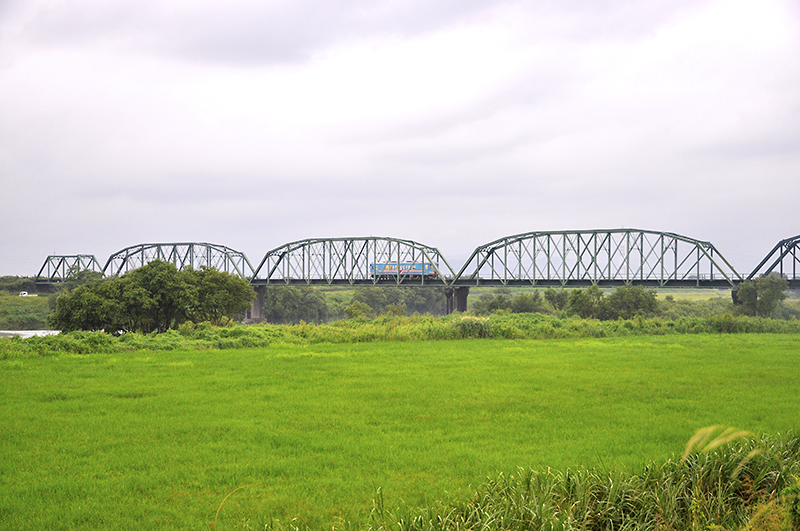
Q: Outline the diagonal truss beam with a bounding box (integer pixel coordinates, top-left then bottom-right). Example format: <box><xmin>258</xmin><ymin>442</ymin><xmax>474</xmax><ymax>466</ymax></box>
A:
<box><xmin>35</xmin><ymin>255</ymin><xmax>103</xmax><ymax>284</ymax></box>
<box><xmin>748</xmin><ymin>234</ymin><xmax>800</xmax><ymax>282</ymax></box>
<box><xmin>454</xmin><ymin>229</ymin><xmax>742</xmax><ymax>287</ymax></box>
<box><xmin>103</xmin><ymin>243</ymin><xmax>255</xmax><ymax>278</ymax></box>
<box><xmin>250</xmin><ymin>237</ymin><xmax>454</xmax><ymax>286</ymax></box>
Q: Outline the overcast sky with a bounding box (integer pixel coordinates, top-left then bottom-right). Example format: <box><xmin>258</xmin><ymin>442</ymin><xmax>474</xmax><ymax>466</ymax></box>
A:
<box><xmin>1</xmin><ymin>0</ymin><xmax>798</xmax><ymax>277</ymax></box>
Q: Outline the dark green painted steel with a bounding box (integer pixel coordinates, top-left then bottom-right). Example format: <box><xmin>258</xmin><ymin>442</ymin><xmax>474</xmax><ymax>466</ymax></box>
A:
<box><xmin>35</xmin><ymin>255</ymin><xmax>103</xmax><ymax>284</ymax></box>
<box><xmin>452</xmin><ymin>229</ymin><xmax>742</xmax><ymax>288</ymax></box>
<box><xmin>747</xmin><ymin>234</ymin><xmax>800</xmax><ymax>288</ymax></box>
<box><xmin>250</xmin><ymin>237</ymin><xmax>454</xmax><ymax>286</ymax></box>
<box><xmin>102</xmin><ymin>243</ymin><xmax>255</xmax><ymax>278</ymax></box>
<box><xmin>35</xmin><ymin>229</ymin><xmax>797</xmax><ymax>289</ymax></box>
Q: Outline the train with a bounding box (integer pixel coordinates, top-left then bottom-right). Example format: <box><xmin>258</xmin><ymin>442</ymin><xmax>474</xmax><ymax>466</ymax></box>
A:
<box><xmin>370</xmin><ymin>262</ymin><xmax>439</xmax><ymax>280</ymax></box>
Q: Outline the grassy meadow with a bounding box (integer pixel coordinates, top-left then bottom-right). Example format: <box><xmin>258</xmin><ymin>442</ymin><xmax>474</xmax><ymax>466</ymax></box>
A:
<box><xmin>1</xmin><ymin>334</ymin><xmax>799</xmax><ymax>530</ymax></box>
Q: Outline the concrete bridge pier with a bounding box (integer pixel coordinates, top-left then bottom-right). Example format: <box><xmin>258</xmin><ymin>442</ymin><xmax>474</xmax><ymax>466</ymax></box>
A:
<box><xmin>246</xmin><ymin>286</ymin><xmax>266</xmax><ymax>322</ymax></box>
<box><xmin>445</xmin><ymin>287</ymin><xmax>470</xmax><ymax>314</ymax></box>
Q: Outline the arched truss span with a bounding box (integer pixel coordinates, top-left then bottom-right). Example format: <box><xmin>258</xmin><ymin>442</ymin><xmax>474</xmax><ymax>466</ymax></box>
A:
<box><xmin>103</xmin><ymin>243</ymin><xmax>254</xmax><ymax>278</ymax></box>
<box><xmin>748</xmin><ymin>235</ymin><xmax>800</xmax><ymax>284</ymax></box>
<box><xmin>35</xmin><ymin>255</ymin><xmax>103</xmax><ymax>284</ymax></box>
<box><xmin>251</xmin><ymin>237</ymin><xmax>454</xmax><ymax>285</ymax></box>
<box><xmin>454</xmin><ymin>229</ymin><xmax>742</xmax><ymax>287</ymax></box>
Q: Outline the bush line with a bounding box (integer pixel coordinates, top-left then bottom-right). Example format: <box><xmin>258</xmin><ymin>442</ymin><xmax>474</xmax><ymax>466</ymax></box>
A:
<box><xmin>2</xmin><ymin>312</ymin><xmax>800</xmax><ymax>358</ymax></box>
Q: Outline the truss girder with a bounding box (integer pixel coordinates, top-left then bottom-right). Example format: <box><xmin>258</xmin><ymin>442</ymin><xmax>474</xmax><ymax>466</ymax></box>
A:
<box><xmin>102</xmin><ymin>243</ymin><xmax>255</xmax><ymax>278</ymax></box>
<box><xmin>251</xmin><ymin>237</ymin><xmax>454</xmax><ymax>285</ymax></box>
<box><xmin>748</xmin><ymin>234</ymin><xmax>800</xmax><ymax>281</ymax></box>
<box><xmin>455</xmin><ymin>229</ymin><xmax>742</xmax><ymax>287</ymax></box>
<box><xmin>35</xmin><ymin>255</ymin><xmax>103</xmax><ymax>283</ymax></box>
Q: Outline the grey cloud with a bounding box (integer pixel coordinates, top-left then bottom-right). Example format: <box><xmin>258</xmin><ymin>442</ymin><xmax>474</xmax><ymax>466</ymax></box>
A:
<box><xmin>6</xmin><ymin>0</ymin><xmax>705</xmax><ymax>66</ymax></box>
<box><xmin>7</xmin><ymin>0</ymin><xmax>504</xmax><ymax>64</ymax></box>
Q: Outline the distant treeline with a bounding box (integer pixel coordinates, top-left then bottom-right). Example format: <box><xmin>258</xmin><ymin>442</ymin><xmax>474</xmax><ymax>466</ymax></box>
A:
<box><xmin>472</xmin><ymin>276</ymin><xmax>799</xmax><ymax>320</ymax></box>
<box><xmin>260</xmin><ymin>285</ymin><xmax>447</xmax><ymax>323</ymax></box>
<box><xmin>2</xmin><ymin>272</ymin><xmax>797</xmax><ymax>331</ymax></box>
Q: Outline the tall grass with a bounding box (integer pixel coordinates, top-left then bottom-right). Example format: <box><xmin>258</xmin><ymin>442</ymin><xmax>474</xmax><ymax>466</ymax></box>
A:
<box><xmin>364</xmin><ymin>430</ymin><xmax>800</xmax><ymax>531</ymax></box>
<box><xmin>2</xmin><ymin>312</ymin><xmax>800</xmax><ymax>359</ymax></box>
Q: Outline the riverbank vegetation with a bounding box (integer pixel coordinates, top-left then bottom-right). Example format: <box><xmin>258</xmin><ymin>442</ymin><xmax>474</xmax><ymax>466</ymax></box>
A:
<box><xmin>3</xmin><ymin>311</ymin><xmax>800</xmax><ymax>358</ymax></box>
<box><xmin>2</xmin><ymin>270</ymin><xmax>798</xmax><ymax>331</ymax></box>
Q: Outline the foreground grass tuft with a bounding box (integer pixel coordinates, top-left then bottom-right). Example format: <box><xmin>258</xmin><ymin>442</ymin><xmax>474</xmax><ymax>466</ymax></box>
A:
<box><xmin>363</xmin><ymin>431</ymin><xmax>800</xmax><ymax>531</ymax></box>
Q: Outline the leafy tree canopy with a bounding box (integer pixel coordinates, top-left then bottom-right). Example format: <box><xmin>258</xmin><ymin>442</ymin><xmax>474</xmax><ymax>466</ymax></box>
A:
<box><xmin>47</xmin><ymin>261</ymin><xmax>255</xmax><ymax>333</ymax></box>
<box><xmin>262</xmin><ymin>286</ymin><xmax>329</xmax><ymax>324</ymax></box>
<box><xmin>566</xmin><ymin>284</ymin><xmax>659</xmax><ymax>320</ymax></box>
<box><xmin>733</xmin><ymin>274</ymin><xmax>788</xmax><ymax>317</ymax></box>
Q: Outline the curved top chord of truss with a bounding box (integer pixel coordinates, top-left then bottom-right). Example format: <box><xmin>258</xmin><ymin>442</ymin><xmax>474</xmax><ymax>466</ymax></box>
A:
<box><xmin>35</xmin><ymin>254</ymin><xmax>103</xmax><ymax>284</ymax></box>
<box><xmin>251</xmin><ymin>237</ymin><xmax>454</xmax><ymax>285</ymax></box>
<box><xmin>747</xmin><ymin>234</ymin><xmax>800</xmax><ymax>281</ymax></box>
<box><xmin>103</xmin><ymin>243</ymin><xmax>255</xmax><ymax>278</ymax></box>
<box><xmin>454</xmin><ymin>229</ymin><xmax>741</xmax><ymax>287</ymax></box>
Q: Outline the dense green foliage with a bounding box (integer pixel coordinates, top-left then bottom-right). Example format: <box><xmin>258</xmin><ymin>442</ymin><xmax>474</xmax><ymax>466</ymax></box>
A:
<box><xmin>0</xmin><ymin>275</ymin><xmax>40</xmax><ymax>294</ymax></box>
<box><xmin>0</xmin><ymin>293</ymin><xmax>52</xmax><ymax>329</ymax></box>
<box><xmin>734</xmin><ymin>274</ymin><xmax>790</xmax><ymax>317</ymax></box>
<box><xmin>351</xmin><ymin>285</ymin><xmax>447</xmax><ymax>316</ymax></box>
<box><xmin>46</xmin><ymin>261</ymin><xmax>255</xmax><ymax>333</ymax></box>
<box><xmin>4</xmin><ymin>312</ymin><xmax>800</xmax><ymax>357</ymax></box>
<box><xmin>2</xmin><ymin>335</ymin><xmax>799</xmax><ymax>530</ymax></box>
<box><xmin>262</xmin><ymin>286</ymin><xmax>331</xmax><ymax>323</ymax></box>
<box><xmin>258</xmin><ymin>285</ymin><xmax>447</xmax><ymax>324</ymax></box>
<box><xmin>473</xmin><ymin>283</ymin><xmax>800</xmax><ymax>321</ymax></box>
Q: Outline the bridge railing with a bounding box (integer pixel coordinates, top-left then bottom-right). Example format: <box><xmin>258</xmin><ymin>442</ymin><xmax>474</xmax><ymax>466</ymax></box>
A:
<box><xmin>251</xmin><ymin>237</ymin><xmax>455</xmax><ymax>285</ymax></box>
<box><xmin>452</xmin><ymin>229</ymin><xmax>742</xmax><ymax>287</ymax></box>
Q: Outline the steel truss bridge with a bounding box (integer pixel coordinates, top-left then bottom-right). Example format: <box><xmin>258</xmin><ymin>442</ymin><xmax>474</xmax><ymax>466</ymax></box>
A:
<box><xmin>35</xmin><ymin>230</ymin><xmax>800</xmax><ymax>311</ymax></box>
<box><xmin>453</xmin><ymin>230</ymin><xmax>740</xmax><ymax>288</ymax></box>
<box><xmin>250</xmin><ymin>237</ymin><xmax>454</xmax><ymax>286</ymax></box>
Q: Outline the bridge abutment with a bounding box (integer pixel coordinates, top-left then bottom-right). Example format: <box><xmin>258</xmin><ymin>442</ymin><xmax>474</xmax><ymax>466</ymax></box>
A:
<box><xmin>445</xmin><ymin>287</ymin><xmax>469</xmax><ymax>313</ymax></box>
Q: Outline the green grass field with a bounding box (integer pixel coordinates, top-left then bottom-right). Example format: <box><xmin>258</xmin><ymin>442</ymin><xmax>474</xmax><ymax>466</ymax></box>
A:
<box><xmin>1</xmin><ymin>334</ymin><xmax>799</xmax><ymax>530</ymax></box>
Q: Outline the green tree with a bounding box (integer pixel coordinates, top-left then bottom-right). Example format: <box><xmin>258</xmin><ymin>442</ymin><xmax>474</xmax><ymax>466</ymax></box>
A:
<box><xmin>544</xmin><ymin>288</ymin><xmax>569</xmax><ymax>310</ymax></box>
<box><xmin>472</xmin><ymin>293</ymin><xmax>512</xmax><ymax>315</ymax></box>
<box><xmin>382</xmin><ymin>303</ymin><xmax>407</xmax><ymax>316</ymax></box>
<box><xmin>47</xmin><ymin>277</ymin><xmax>124</xmax><ymax>332</ymax></box>
<box><xmin>351</xmin><ymin>286</ymin><xmax>446</xmax><ymax>316</ymax></box>
<box><xmin>262</xmin><ymin>286</ymin><xmax>329</xmax><ymax>324</ymax></box>
<box><xmin>58</xmin><ymin>266</ymin><xmax>105</xmax><ymax>291</ymax></box>
<box><xmin>344</xmin><ymin>300</ymin><xmax>372</xmax><ymax>319</ymax></box>
<box><xmin>510</xmin><ymin>292</ymin><xmax>550</xmax><ymax>314</ymax></box>
<box><xmin>190</xmin><ymin>267</ymin><xmax>255</xmax><ymax>325</ymax></box>
<box><xmin>604</xmin><ymin>285</ymin><xmax>659</xmax><ymax>320</ymax></box>
<box><xmin>121</xmin><ymin>261</ymin><xmax>196</xmax><ymax>333</ymax></box>
<box><xmin>733</xmin><ymin>275</ymin><xmax>788</xmax><ymax>317</ymax></box>
<box><xmin>566</xmin><ymin>285</ymin><xmax>607</xmax><ymax>319</ymax></box>
<box><xmin>48</xmin><ymin>261</ymin><xmax>254</xmax><ymax>333</ymax></box>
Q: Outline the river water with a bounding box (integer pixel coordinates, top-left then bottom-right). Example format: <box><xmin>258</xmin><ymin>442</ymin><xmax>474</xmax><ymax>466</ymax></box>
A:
<box><xmin>0</xmin><ymin>330</ymin><xmax>60</xmax><ymax>338</ymax></box>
